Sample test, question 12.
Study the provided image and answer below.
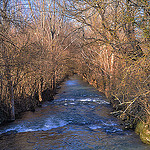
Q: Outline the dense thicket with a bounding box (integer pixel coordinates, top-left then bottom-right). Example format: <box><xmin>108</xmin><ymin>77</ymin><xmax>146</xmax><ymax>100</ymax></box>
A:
<box><xmin>0</xmin><ymin>0</ymin><xmax>74</xmax><ymax>123</ymax></box>
<box><xmin>58</xmin><ymin>0</ymin><xmax>150</xmax><ymax>144</ymax></box>
<box><xmin>0</xmin><ymin>0</ymin><xmax>149</xmax><ymax>144</ymax></box>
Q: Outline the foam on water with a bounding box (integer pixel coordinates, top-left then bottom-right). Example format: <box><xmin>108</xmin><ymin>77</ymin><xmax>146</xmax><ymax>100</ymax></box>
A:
<box><xmin>0</xmin><ymin>117</ymin><xmax>68</xmax><ymax>134</ymax></box>
<box><xmin>54</xmin><ymin>98</ymin><xmax>110</xmax><ymax>105</ymax></box>
<box><xmin>88</xmin><ymin>125</ymin><xmax>102</xmax><ymax>130</ymax></box>
<box><xmin>88</xmin><ymin>125</ymin><xmax>123</xmax><ymax>133</ymax></box>
<box><xmin>101</xmin><ymin>120</ymin><xmax>118</xmax><ymax>126</ymax></box>
<box><xmin>43</xmin><ymin>117</ymin><xmax>68</xmax><ymax>130</ymax></box>
<box><xmin>78</xmin><ymin>98</ymin><xmax>110</xmax><ymax>104</ymax></box>
<box><xmin>88</xmin><ymin>119</ymin><xmax>123</xmax><ymax>133</ymax></box>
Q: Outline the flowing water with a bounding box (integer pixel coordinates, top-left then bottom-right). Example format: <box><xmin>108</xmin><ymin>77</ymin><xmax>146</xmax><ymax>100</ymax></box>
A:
<box><xmin>0</xmin><ymin>75</ymin><xmax>150</xmax><ymax>150</ymax></box>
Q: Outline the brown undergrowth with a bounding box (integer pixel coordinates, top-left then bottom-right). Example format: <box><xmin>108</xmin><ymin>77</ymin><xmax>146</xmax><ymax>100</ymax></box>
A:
<box><xmin>80</xmin><ymin>53</ymin><xmax>150</xmax><ymax>144</ymax></box>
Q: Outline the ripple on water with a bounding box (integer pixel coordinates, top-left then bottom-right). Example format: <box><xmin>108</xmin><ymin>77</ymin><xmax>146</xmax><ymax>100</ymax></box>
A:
<box><xmin>1</xmin><ymin>76</ymin><xmax>150</xmax><ymax>150</ymax></box>
<box><xmin>0</xmin><ymin>117</ymin><xmax>69</xmax><ymax>135</ymax></box>
<box><xmin>53</xmin><ymin>98</ymin><xmax>110</xmax><ymax>106</ymax></box>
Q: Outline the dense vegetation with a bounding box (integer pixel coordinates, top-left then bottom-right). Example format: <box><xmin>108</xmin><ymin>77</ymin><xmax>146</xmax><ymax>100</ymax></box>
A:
<box><xmin>0</xmin><ymin>0</ymin><xmax>149</xmax><ymax>144</ymax></box>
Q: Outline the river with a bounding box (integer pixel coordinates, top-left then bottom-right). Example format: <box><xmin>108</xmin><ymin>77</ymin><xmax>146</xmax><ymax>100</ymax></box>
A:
<box><xmin>0</xmin><ymin>75</ymin><xmax>150</xmax><ymax>150</ymax></box>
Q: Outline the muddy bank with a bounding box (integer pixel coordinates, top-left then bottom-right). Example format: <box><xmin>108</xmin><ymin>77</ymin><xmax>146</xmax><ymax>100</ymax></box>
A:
<box><xmin>0</xmin><ymin>88</ymin><xmax>54</xmax><ymax>126</ymax></box>
<box><xmin>0</xmin><ymin>76</ymin><xmax>69</xmax><ymax>126</ymax></box>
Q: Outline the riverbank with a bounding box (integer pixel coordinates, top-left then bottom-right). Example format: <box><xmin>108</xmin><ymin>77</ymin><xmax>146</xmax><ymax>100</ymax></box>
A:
<box><xmin>0</xmin><ymin>75</ymin><xmax>69</xmax><ymax>126</ymax></box>
<box><xmin>0</xmin><ymin>89</ymin><xmax>54</xmax><ymax>126</ymax></box>
<box><xmin>109</xmin><ymin>96</ymin><xmax>150</xmax><ymax>145</ymax></box>
<box><xmin>81</xmin><ymin>75</ymin><xmax>150</xmax><ymax>145</ymax></box>
<box><xmin>0</xmin><ymin>74</ymin><xmax>149</xmax><ymax>145</ymax></box>
<box><xmin>0</xmin><ymin>76</ymin><xmax>150</xmax><ymax>150</ymax></box>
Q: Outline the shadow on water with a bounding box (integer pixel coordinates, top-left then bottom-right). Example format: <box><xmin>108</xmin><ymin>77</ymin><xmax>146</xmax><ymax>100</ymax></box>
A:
<box><xmin>0</xmin><ymin>75</ymin><xmax>150</xmax><ymax>150</ymax></box>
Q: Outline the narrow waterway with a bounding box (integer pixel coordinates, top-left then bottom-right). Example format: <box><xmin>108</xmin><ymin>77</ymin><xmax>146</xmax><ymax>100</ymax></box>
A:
<box><xmin>0</xmin><ymin>75</ymin><xmax>150</xmax><ymax>150</ymax></box>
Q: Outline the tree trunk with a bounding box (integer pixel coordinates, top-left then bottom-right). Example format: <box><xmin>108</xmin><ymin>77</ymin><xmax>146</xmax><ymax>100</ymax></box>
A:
<box><xmin>7</xmin><ymin>72</ymin><xmax>15</xmax><ymax>121</ymax></box>
<box><xmin>38</xmin><ymin>78</ymin><xmax>43</xmax><ymax>102</ymax></box>
<box><xmin>52</xmin><ymin>70</ymin><xmax>56</xmax><ymax>92</ymax></box>
<box><xmin>10</xmin><ymin>80</ymin><xmax>15</xmax><ymax>121</ymax></box>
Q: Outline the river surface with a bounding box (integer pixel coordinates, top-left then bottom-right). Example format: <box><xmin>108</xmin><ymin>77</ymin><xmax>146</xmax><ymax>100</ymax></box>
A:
<box><xmin>0</xmin><ymin>75</ymin><xmax>150</xmax><ymax>150</ymax></box>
